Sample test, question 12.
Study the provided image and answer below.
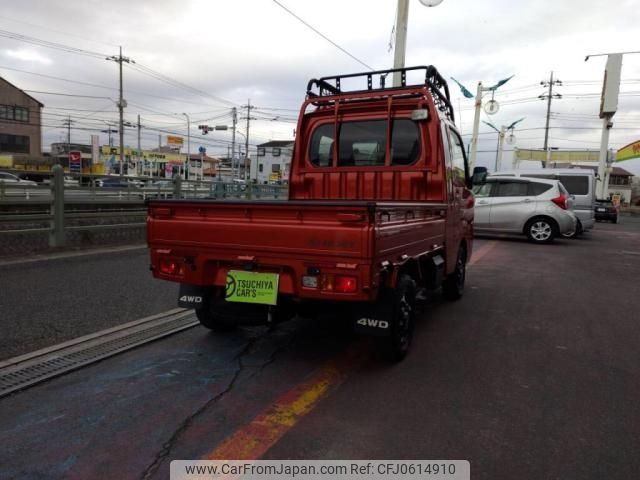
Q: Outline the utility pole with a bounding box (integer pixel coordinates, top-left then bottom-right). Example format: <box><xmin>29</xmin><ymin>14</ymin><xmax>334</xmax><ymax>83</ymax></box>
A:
<box><xmin>392</xmin><ymin>0</ymin><xmax>410</xmax><ymax>87</ymax></box>
<box><xmin>63</xmin><ymin>116</ymin><xmax>73</xmax><ymax>151</ymax></box>
<box><xmin>469</xmin><ymin>82</ymin><xmax>484</xmax><ymax>170</ymax></box>
<box><xmin>107</xmin><ymin>47</ymin><xmax>134</xmax><ymax>176</ymax></box>
<box><xmin>241</xmin><ymin>100</ymin><xmax>256</xmax><ymax>181</ymax></box>
<box><xmin>391</xmin><ymin>0</ymin><xmax>444</xmax><ymax>87</ymax></box>
<box><xmin>231</xmin><ymin>107</ymin><xmax>237</xmax><ymax>179</ymax></box>
<box><xmin>539</xmin><ymin>71</ymin><xmax>562</xmax><ymax>168</ymax></box>
<box><xmin>137</xmin><ymin>114</ymin><xmax>142</xmax><ymax>176</ymax></box>
<box><xmin>182</xmin><ymin>113</ymin><xmax>191</xmax><ymax>181</ymax></box>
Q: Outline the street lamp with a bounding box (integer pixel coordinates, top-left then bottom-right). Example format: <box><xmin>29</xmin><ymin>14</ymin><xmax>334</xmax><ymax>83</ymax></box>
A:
<box><xmin>482</xmin><ymin>118</ymin><xmax>525</xmax><ymax>171</ymax></box>
<box><xmin>392</xmin><ymin>0</ymin><xmax>445</xmax><ymax>87</ymax></box>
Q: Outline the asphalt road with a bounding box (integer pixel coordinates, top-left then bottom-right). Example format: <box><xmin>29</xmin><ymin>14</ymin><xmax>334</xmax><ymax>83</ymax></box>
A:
<box><xmin>1</xmin><ymin>218</ymin><xmax>639</xmax><ymax>479</ymax></box>
<box><xmin>0</xmin><ymin>246</ymin><xmax>177</xmax><ymax>360</ymax></box>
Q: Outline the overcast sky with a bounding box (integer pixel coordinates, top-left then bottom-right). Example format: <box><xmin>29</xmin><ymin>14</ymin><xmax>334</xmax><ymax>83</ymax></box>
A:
<box><xmin>1</xmin><ymin>0</ymin><xmax>639</xmax><ymax>172</ymax></box>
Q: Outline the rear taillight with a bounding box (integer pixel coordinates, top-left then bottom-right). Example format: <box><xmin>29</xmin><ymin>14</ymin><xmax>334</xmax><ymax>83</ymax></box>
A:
<box><xmin>334</xmin><ymin>275</ymin><xmax>358</xmax><ymax>293</ymax></box>
<box><xmin>159</xmin><ymin>259</ymin><xmax>184</xmax><ymax>276</ymax></box>
<box><xmin>551</xmin><ymin>194</ymin><xmax>568</xmax><ymax>210</ymax></box>
<box><xmin>318</xmin><ymin>274</ymin><xmax>358</xmax><ymax>293</ymax></box>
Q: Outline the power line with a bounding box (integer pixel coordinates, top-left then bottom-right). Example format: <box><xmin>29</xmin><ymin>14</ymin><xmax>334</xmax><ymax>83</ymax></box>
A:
<box><xmin>0</xmin><ymin>28</ymin><xmax>108</xmax><ymax>59</ymax></box>
<box><xmin>127</xmin><ymin>62</ymin><xmax>237</xmax><ymax>107</ymax></box>
<box><xmin>0</xmin><ymin>15</ymin><xmax>119</xmax><ymax>49</ymax></box>
<box><xmin>271</xmin><ymin>0</ymin><xmax>374</xmax><ymax>71</ymax></box>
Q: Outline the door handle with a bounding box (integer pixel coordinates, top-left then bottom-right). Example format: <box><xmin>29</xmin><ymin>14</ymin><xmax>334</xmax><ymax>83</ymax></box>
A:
<box><xmin>477</xmin><ymin>200</ymin><xmax>489</xmax><ymax>205</ymax></box>
<box><xmin>522</xmin><ymin>198</ymin><xmax>532</xmax><ymax>203</ymax></box>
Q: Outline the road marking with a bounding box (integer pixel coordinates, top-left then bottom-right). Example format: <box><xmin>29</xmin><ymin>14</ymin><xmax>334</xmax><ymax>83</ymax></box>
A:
<box><xmin>0</xmin><ymin>244</ymin><xmax>147</xmax><ymax>267</ymax></box>
<box><xmin>203</xmin><ymin>346</ymin><xmax>365</xmax><ymax>460</ymax></box>
<box><xmin>622</xmin><ymin>251</ymin><xmax>640</xmax><ymax>256</ymax></box>
<box><xmin>469</xmin><ymin>240</ymin><xmax>497</xmax><ymax>266</ymax></box>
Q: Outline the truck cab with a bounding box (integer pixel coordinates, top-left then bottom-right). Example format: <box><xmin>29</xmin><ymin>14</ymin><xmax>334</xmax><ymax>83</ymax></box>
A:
<box><xmin>147</xmin><ymin>66</ymin><xmax>474</xmax><ymax>361</ymax></box>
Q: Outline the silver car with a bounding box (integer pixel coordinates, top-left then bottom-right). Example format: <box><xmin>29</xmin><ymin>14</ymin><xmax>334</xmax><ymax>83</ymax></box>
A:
<box><xmin>473</xmin><ymin>177</ymin><xmax>577</xmax><ymax>243</ymax></box>
<box><xmin>492</xmin><ymin>168</ymin><xmax>595</xmax><ymax>237</ymax></box>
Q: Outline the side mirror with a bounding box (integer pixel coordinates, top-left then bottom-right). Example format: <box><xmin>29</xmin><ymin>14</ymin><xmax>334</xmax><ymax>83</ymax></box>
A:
<box><xmin>471</xmin><ymin>166</ymin><xmax>488</xmax><ymax>186</ymax></box>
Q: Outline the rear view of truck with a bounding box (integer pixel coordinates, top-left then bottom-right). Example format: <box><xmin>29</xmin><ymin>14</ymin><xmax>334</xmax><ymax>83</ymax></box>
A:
<box><xmin>147</xmin><ymin>66</ymin><xmax>474</xmax><ymax>360</ymax></box>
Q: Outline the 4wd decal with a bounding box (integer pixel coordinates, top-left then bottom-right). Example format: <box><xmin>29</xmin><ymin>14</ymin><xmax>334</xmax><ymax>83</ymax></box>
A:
<box><xmin>357</xmin><ymin>318</ymin><xmax>389</xmax><ymax>329</ymax></box>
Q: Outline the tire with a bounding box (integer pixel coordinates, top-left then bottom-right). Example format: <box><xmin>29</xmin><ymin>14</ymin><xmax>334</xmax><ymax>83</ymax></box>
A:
<box><xmin>442</xmin><ymin>246</ymin><xmax>467</xmax><ymax>301</ymax></box>
<box><xmin>381</xmin><ymin>274</ymin><xmax>416</xmax><ymax>362</ymax></box>
<box><xmin>195</xmin><ymin>295</ymin><xmax>237</xmax><ymax>332</ymax></box>
<box><xmin>525</xmin><ymin>217</ymin><xmax>557</xmax><ymax>244</ymax></box>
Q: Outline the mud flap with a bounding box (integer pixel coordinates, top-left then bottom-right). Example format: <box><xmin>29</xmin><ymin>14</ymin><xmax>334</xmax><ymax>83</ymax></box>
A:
<box><xmin>178</xmin><ymin>284</ymin><xmax>207</xmax><ymax>309</ymax></box>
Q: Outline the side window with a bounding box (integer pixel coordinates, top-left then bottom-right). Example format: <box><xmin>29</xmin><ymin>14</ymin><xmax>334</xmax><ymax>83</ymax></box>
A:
<box><xmin>528</xmin><ymin>182</ymin><xmax>552</xmax><ymax>196</ymax></box>
<box><xmin>391</xmin><ymin>119</ymin><xmax>420</xmax><ymax>165</ymax></box>
<box><xmin>448</xmin><ymin>129</ymin><xmax>468</xmax><ymax>185</ymax></box>
<box><xmin>495</xmin><ymin>181</ymin><xmax>529</xmax><ymax>197</ymax></box>
<box><xmin>309</xmin><ymin>124</ymin><xmax>334</xmax><ymax>167</ymax></box>
<box><xmin>338</xmin><ymin>120</ymin><xmax>386</xmax><ymax>167</ymax></box>
<box><xmin>559</xmin><ymin>175</ymin><xmax>588</xmax><ymax>195</ymax></box>
<box><xmin>473</xmin><ymin>182</ymin><xmax>493</xmax><ymax>197</ymax></box>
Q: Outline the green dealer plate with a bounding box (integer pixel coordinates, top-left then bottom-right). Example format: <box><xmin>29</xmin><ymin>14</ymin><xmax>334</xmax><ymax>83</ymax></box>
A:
<box><xmin>225</xmin><ymin>270</ymin><xmax>279</xmax><ymax>305</ymax></box>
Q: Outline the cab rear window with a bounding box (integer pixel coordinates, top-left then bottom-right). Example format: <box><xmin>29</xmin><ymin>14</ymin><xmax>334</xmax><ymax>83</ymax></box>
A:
<box><xmin>308</xmin><ymin>119</ymin><xmax>421</xmax><ymax>167</ymax></box>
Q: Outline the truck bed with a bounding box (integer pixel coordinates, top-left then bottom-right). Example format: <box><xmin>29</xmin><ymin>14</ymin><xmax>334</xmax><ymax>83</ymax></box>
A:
<box><xmin>147</xmin><ymin>199</ymin><xmax>446</xmax><ymax>301</ymax></box>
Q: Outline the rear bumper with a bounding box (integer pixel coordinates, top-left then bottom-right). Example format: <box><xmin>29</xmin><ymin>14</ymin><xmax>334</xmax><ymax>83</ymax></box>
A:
<box><xmin>556</xmin><ymin>211</ymin><xmax>577</xmax><ymax>235</ymax></box>
<box><xmin>149</xmin><ymin>247</ymin><xmax>378</xmax><ymax>303</ymax></box>
<box><xmin>595</xmin><ymin>212</ymin><xmax>617</xmax><ymax>221</ymax></box>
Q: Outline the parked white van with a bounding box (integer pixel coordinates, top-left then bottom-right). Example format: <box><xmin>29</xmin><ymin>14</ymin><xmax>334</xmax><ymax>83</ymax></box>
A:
<box><xmin>492</xmin><ymin>168</ymin><xmax>595</xmax><ymax>237</ymax></box>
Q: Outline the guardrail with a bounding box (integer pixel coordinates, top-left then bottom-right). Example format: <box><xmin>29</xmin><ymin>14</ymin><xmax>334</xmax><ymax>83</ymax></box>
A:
<box><xmin>0</xmin><ymin>166</ymin><xmax>289</xmax><ymax>248</ymax></box>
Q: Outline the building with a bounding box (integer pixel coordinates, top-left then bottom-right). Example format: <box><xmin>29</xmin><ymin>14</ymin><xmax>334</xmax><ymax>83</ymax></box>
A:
<box><xmin>253</xmin><ymin>140</ymin><xmax>294</xmax><ymax>184</ymax></box>
<box><xmin>607</xmin><ymin>167</ymin><xmax>634</xmax><ymax>206</ymax></box>
<box><xmin>0</xmin><ymin>76</ymin><xmax>43</xmax><ymax>166</ymax></box>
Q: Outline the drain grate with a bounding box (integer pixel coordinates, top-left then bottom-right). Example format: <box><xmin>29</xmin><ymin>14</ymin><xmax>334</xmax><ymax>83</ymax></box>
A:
<box><xmin>0</xmin><ymin>309</ymin><xmax>198</xmax><ymax>398</ymax></box>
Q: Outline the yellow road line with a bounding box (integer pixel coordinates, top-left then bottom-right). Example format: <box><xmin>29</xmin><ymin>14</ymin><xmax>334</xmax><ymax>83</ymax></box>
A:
<box><xmin>203</xmin><ymin>346</ymin><xmax>364</xmax><ymax>460</ymax></box>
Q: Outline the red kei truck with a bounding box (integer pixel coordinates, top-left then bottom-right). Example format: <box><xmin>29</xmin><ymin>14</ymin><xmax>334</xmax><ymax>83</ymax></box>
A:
<box><xmin>147</xmin><ymin>66</ymin><xmax>474</xmax><ymax>360</ymax></box>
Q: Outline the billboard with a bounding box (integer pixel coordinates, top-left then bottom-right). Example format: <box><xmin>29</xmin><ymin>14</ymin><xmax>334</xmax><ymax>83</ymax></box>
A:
<box><xmin>616</xmin><ymin>140</ymin><xmax>640</xmax><ymax>162</ymax></box>
<box><xmin>167</xmin><ymin>135</ymin><xmax>184</xmax><ymax>146</ymax></box>
<box><xmin>600</xmin><ymin>54</ymin><xmax>622</xmax><ymax>118</ymax></box>
<box><xmin>515</xmin><ymin>149</ymin><xmax>603</xmax><ymax>163</ymax></box>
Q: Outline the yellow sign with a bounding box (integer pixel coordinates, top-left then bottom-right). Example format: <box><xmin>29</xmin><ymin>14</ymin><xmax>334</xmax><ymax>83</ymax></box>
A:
<box><xmin>99</xmin><ymin>146</ymin><xmax>183</xmax><ymax>163</ymax></box>
<box><xmin>515</xmin><ymin>149</ymin><xmax>601</xmax><ymax>163</ymax></box>
<box><xmin>0</xmin><ymin>155</ymin><xmax>13</xmax><ymax>168</ymax></box>
<box><xmin>616</xmin><ymin>140</ymin><xmax>640</xmax><ymax>162</ymax></box>
<box><xmin>167</xmin><ymin>135</ymin><xmax>184</xmax><ymax>146</ymax></box>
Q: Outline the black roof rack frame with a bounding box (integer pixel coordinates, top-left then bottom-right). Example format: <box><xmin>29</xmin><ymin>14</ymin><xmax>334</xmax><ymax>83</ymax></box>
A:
<box><xmin>306</xmin><ymin>65</ymin><xmax>455</xmax><ymax>122</ymax></box>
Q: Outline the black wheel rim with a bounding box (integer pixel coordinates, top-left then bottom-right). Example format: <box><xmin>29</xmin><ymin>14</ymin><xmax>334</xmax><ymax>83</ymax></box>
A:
<box><xmin>395</xmin><ymin>293</ymin><xmax>412</xmax><ymax>353</ymax></box>
<box><xmin>456</xmin><ymin>253</ymin><xmax>465</xmax><ymax>291</ymax></box>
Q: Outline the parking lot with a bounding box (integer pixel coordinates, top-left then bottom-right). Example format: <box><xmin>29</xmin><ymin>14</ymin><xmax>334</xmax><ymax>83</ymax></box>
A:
<box><xmin>1</xmin><ymin>218</ymin><xmax>639</xmax><ymax>479</ymax></box>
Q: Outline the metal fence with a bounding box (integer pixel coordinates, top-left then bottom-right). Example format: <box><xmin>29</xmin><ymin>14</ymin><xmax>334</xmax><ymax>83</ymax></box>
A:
<box><xmin>0</xmin><ymin>166</ymin><xmax>288</xmax><ymax>249</ymax></box>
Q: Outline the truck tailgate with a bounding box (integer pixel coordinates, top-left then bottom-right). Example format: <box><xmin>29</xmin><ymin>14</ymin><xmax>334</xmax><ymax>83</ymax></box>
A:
<box><xmin>148</xmin><ymin>200</ymin><xmax>372</xmax><ymax>258</ymax></box>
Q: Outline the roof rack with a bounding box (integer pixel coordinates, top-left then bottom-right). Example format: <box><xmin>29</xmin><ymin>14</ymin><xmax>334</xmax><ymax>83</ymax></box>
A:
<box><xmin>306</xmin><ymin>65</ymin><xmax>455</xmax><ymax>122</ymax></box>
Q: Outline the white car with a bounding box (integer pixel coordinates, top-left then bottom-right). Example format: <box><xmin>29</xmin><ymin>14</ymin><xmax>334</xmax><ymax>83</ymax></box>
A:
<box><xmin>473</xmin><ymin>177</ymin><xmax>577</xmax><ymax>243</ymax></box>
<box><xmin>0</xmin><ymin>172</ymin><xmax>37</xmax><ymax>186</ymax></box>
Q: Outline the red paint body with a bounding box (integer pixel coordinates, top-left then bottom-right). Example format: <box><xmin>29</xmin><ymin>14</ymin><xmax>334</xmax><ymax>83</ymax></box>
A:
<box><xmin>147</xmin><ymin>72</ymin><xmax>473</xmax><ymax>305</ymax></box>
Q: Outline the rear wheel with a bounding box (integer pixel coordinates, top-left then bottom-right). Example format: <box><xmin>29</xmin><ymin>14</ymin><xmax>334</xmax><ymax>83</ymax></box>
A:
<box><xmin>380</xmin><ymin>274</ymin><xmax>416</xmax><ymax>362</ymax></box>
<box><xmin>442</xmin><ymin>247</ymin><xmax>466</xmax><ymax>301</ymax></box>
<box><xmin>525</xmin><ymin>217</ymin><xmax>557</xmax><ymax>244</ymax></box>
<box><xmin>195</xmin><ymin>293</ymin><xmax>237</xmax><ymax>332</ymax></box>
